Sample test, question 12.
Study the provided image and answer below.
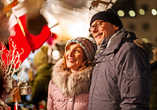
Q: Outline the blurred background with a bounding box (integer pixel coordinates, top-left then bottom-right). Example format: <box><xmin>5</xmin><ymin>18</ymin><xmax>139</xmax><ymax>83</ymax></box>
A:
<box><xmin>30</xmin><ymin>0</ymin><xmax>157</xmax><ymax>62</ymax></box>
<box><xmin>2</xmin><ymin>0</ymin><xmax>157</xmax><ymax>62</ymax></box>
<box><xmin>113</xmin><ymin>0</ymin><xmax>157</xmax><ymax>47</ymax></box>
<box><xmin>1</xmin><ymin>0</ymin><xmax>157</xmax><ymax>109</ymax></box>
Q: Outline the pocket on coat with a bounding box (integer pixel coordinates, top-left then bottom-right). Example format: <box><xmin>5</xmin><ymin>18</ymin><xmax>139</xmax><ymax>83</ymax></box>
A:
<box><xmin>122</xmin><ymin>69</ymin><xmax>150</xmax><ymax>97</ymax></box>
<box><xmin>123</xmin><ymin>69</ymin><xmax>148</xmax><ymax>80</ymax></box>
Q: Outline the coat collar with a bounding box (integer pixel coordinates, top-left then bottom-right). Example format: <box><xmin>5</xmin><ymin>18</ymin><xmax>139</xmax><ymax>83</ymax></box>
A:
<box><xmin>51</xmin><ymin>59</ymin><xmax>93</xmax><ymax>96</ymax></box>
<box><xmin>95</xmin><ymin>28</ymin><xmax>137</xmax><ymax>59</ymax></box>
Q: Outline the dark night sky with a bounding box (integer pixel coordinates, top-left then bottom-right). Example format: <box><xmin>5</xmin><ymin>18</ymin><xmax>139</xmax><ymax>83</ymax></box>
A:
<box><xmin>112</xmin><ymin>0</ymin><xmax>136</xmax><ymax>16</ymax></box>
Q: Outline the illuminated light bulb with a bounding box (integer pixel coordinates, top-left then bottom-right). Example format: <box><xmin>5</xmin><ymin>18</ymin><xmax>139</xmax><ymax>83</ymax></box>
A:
<box><xmin>117</xmin><ymin>10</ymin><xmax>125</xmax><ymax>17</ymax></box>
<box><xmin>151</xmin><ymin>9</ymin><xmax>157</xmax><ymax>15</ymax></box>
<box><xmin>139</xmin><ymin>9</ymin><xmax>145</xmax><ymax>15</ymax></box>
<box><xmin>129</xmin><ymin>10</ymin><xmax>136</xmax><ymax>17</ymax></box>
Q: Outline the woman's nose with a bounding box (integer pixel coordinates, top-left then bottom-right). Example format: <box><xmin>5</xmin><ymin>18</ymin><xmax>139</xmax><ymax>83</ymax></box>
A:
<box><xmin>69</xmin><ymin>50</ymin><xmax>74</xmax><ymax>57</ymax></box>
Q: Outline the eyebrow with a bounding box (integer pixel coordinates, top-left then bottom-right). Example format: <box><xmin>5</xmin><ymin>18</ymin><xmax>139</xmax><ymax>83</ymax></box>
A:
<box><xmin>74</xmin><ymin>46</ymin><xmax>82</xmax><ymax>50</ymax></box>
<box><xmin>92</xmin><ymin>20</ymin><xmax>104</xmax><ymax>26</ymax></box>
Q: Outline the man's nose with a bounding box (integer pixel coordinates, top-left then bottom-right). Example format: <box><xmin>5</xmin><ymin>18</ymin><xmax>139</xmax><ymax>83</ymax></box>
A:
<box><xmin>92</xmin><ymin>27</ymin><xmax>98</xmax><ymax>33</ymax></box>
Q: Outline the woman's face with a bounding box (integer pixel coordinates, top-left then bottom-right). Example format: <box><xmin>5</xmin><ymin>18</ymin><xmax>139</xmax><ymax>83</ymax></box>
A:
<box><xmin>65</xmin><ymin>43</ymin><xmax>86</xmax><ymax>71</ymax></box>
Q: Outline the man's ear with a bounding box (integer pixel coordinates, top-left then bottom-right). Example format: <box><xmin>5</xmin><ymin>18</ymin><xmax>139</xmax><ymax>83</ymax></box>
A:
<box><xmin>113</xmin><ymin>25</ymin><xmax>120</xmax><ymax>32</ymax></box>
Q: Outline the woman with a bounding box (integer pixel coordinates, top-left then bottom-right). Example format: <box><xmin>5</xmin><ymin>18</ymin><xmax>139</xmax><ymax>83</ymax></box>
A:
<box><xmin>47</xmin><ymin>37</ymin><xmax>97</xmax><ymax>110</ymax></box>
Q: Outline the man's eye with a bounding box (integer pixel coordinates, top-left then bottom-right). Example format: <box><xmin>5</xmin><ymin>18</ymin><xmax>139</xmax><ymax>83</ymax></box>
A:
<box><xmin>97</xmin><ymin>22</ymin><xmax>101</xmax><ymax>26</ymax></box>
<box><xmin>91</xmin><ymin>25</ymin><xmax>95</xmax><ymax>28</ymax></box>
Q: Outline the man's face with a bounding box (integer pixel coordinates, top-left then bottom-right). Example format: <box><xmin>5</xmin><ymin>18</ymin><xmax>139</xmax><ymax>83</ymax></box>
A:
<box><xmin>90</xmin><ymin>20</ymin><xmax>119</xmax><ymax>46</ymax></box>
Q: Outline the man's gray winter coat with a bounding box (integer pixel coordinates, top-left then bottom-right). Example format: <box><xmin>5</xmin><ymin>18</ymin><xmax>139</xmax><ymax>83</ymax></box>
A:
<box><xmin>88</xmin><ymin>28</ymin><xmax>152</xmax><ymax>110</ymax></box>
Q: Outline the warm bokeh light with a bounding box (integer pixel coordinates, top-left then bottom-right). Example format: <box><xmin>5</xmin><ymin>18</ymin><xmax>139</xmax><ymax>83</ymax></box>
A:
<box><xmin>67</xmin><ymin>22</ymin><xmax>89</xmax><ymax>38</ymax></box>
<box><xmin>151</xmin><ymin>9</ymin><xmax>157</xmax><ymax>15</ymax></box>
<box><xmin>129</xmin><ymin>10</ymin><xmax>136</xmax><ymax>17</ymax></box>
<box><xmin>52</xmin><ymin>50</ymin><xmax>60</xmax><ymax>60</ymax></box>
<box><xmin>117</xmin><ymin>10</ymin><xmax>125</xmax><ymax>17</ymax></box>
<box><xmin>139</xmin><ymin>9</ymin><xmax>145</xmax><ymax>15</ymax></box>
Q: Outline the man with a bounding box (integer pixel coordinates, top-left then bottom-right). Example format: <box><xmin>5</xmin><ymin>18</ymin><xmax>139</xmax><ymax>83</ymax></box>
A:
<box><xmin>88</xmin><ymin>9</ymin><xmax>152</xmax><ymax>110</ymax></box>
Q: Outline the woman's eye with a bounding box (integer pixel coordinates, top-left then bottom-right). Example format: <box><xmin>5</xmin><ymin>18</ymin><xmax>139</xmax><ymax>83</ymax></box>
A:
<box><xmin>66</xmin><ymin>47</ymin><xmax>70</xmax><ymax>51</ymax></box>
<box><xmin>75</xmin><ymin>49</ymin><xmax>81</xmax><ymax>53</ymax></box>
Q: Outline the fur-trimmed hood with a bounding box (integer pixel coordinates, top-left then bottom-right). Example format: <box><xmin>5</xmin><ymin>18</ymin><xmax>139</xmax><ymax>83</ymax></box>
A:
<box><xmin>134</xmin><ymin>39</ymin><xmax>153</xmax><ymax>61</ymax></box>
<box><xmin>51</xmin><ymin>59</ymin><xmax>93</xmax><ymax>96</ymax></box>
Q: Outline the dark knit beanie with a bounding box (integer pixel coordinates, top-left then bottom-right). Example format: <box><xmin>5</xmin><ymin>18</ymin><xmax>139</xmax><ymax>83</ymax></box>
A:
<box><xmin>65</xmin><ymin>37</ymin><xmax>97</xmax><ymax>61</ymax></box>
<box><xmin>90</xmin><ymin>9</ymin><xmax>123</xmax><ymax>29</ymax></box>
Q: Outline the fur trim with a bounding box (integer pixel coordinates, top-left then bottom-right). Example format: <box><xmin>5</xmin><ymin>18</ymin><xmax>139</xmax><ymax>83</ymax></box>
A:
<box><xmin>52</xmin><ymin>59</ymin><xmax>93</xmax><ymax>96</ymax></box>
<box><xmin>134</xmin><ymin>39</ymin><xmax>153</xmax><ymax>61</ymax></box>
<box><xmin>150</xmin><ymin>48</ymin><xmax>157</xmax><ymax>64</ymax></box>
<box><xmin>152</xmin><ymin>48</ymin><xmax>157</xmax><ymax>61</ymax></box>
